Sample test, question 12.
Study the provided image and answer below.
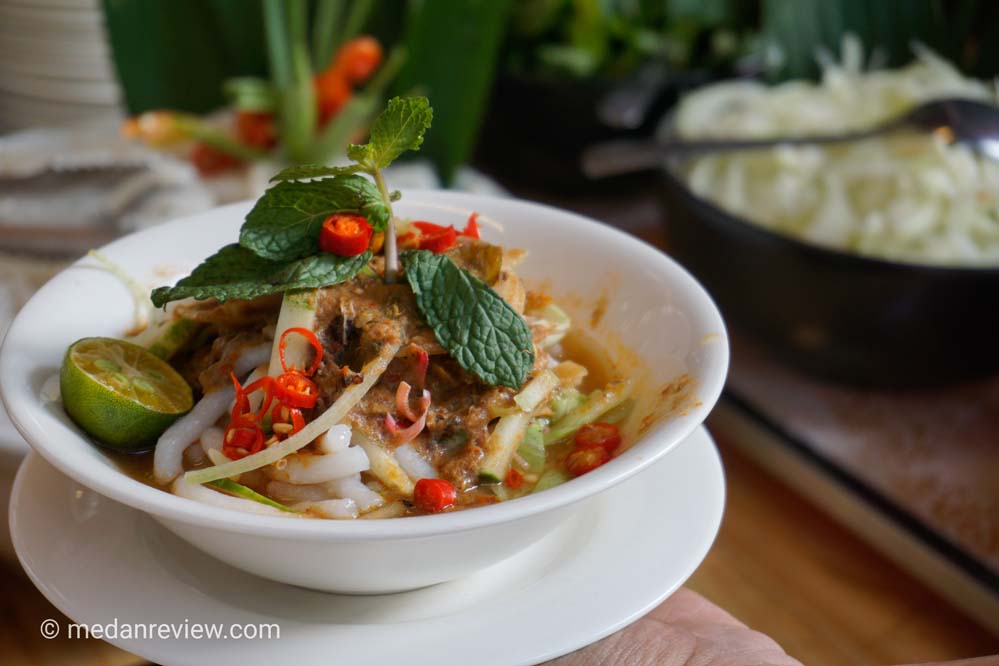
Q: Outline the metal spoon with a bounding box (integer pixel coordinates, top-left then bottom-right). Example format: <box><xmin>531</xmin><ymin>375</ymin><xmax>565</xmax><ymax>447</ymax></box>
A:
<box><xmin>581</xmin><ymin>98</ymin><xmax>999</xmax><ymax>178</ymax></box>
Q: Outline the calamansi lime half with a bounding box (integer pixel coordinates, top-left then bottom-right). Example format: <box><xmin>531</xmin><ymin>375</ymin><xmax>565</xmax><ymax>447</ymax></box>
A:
<box><xmin>61</xmin><ymin>337</ymin><xmax>193</xmax><ymax>451</ymax></box>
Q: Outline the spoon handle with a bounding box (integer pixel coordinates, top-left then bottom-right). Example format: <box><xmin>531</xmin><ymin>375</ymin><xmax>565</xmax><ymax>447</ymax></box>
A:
<box><xmin>581</xmin><ymin>127</ymin><xmax>887</xmax><ymax>178</ymax></box>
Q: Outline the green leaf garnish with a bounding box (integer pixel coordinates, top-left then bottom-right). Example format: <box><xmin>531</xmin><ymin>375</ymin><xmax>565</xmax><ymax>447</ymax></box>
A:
<box><xmin>151</xmin><ymin>244</ymin><xmax>370</xmax><ymax>307</ymax></box>
<box><xmin>347</xmin><ymin>96</ymin><xmax>433</xmax><ymax>171</ymax></box>
<box><xmin>402</xmin><ymin>250</ymin><xmax>534</xmax><ymax>389</ymax></box>
<box><xmin>239</xmin><ymin>175</ymin><xmax>389</xmax><ymax>262</ymax></box>
<box><xmin>268</xmin><ymin>163</ymin><xmax>364</xmax><ymax>182</ymax></box>
<box><xmin>207</xmin><ymin>478</ymin><xmax>296</xmax><ymax>512</ymax></box>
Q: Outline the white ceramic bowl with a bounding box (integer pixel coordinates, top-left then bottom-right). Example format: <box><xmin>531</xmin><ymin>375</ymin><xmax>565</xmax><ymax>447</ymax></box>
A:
<box><xmin>0</xmin><ymin>191</ymin><xmax>728</xmax><ymax>593</ymax></box>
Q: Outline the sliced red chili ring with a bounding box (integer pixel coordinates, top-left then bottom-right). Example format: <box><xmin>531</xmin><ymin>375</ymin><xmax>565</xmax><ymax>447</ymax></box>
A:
<box><xmin>279</xmin><ymin>327</ymin><xmax>323</xmax><ymax>376</ymax></box>
<box><xmin>289</xmin><ymin>408</ymin><xmax>306</xmax><ymax>434</ymax></box>
<box><xmin>273</xmin><ymin>371</ymin><xmax>320</xmax><ymax>409</ymax></box>
<box><xmin>222</xmin><ymin>421</ymin><xmax>265</xmax><ymax>460</ymax></box>
<box><xmin>462</xmin><ymin>212</ymin><xmax>480</xmax><ymax>239</ymax></box>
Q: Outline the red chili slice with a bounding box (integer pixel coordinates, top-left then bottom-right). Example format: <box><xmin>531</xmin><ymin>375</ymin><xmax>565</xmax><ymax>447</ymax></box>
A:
<box><xmin>565</xmin><ymin>446</ymin><xmax>610</xmax><ymax>477</ymax></box>
<box><xmin>222</xmin><ymin>421</ymin><xmax>265</xmax><ymax>460</ymax></box>
<box><xmin>413</xmin><ymin>478</ymin><xmax>456</xmax><ymax>513</ymax></box>
<box><xmin>273</xmin><ymin>372</ymin><xmax>319</xmax><ymax>409</ymax></box>
<box><xmin>413</xmin><ymin>221</ymin><xmax>457</xmax><ymax>251</ymax></box>
<box><xmin>462</xmin><ymin>212</ymin><xmax>480</xmax><ymax>239</ymax></box>
<box><xmin>573</xmin><ymin>422</ymin><xmax>621</xmax><ymax>455</ymax></box>
<box><xmin>319</xmin><ymin>213</ymin><xmax>374</xmax><ymax>257</ymax></box>
<box><xmin>279</xmin><ymin>327</ymin><xmax>323</xmax><ymax>376</ymax></box>
<box><xmin>505</xmin><ymin>467</ymin><xmax>524</xmax><ymax>489</ymax></box>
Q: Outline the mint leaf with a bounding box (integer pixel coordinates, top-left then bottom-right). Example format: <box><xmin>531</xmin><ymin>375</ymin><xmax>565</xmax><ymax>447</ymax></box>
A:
<box><xmin>240</xmin><ymin>175</ymin><xmax>389</xmax><ymax>262</ymax></box>
<box><xmin>402</xmin><ymin>250</ymin><xmax>534</xmax><ymax>389</ymax></box>
<box><xmin>268</xmin><ymin>163</ymin><xmax>363</xmax><ymax>182</ymax></box>
<box><xmin>347</xmin><ymin>96</ymin><xmax>433</xmax><ymax>170</ymax></box>
<box><xmin>151</xmin><ymin>244</ymin><xmax>370</xmax><ymax>307</ymax></box>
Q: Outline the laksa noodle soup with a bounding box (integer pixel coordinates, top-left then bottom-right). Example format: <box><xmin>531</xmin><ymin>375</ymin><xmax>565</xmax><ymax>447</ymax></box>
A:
<box><xmin>60</xmin><ymin>97</ymin><xmax>650</xmax><ymax>521</ymax></box>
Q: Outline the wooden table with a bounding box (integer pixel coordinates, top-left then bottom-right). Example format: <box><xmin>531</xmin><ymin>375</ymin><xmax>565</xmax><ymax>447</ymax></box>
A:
<box><xmin>1</xmin><ymin>176</ymin><xmax>995</xmax><ymax>665</ymax></box>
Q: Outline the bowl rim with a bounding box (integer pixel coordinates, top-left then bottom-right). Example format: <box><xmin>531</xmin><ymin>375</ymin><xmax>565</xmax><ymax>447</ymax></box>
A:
<box><xmin>0</xmin><ymin>190</ymin><xmax>729</xmax><ymax>541</ymax></box>
<box><xmin>657</xmin><ymin>123</ymin><xmax>999</xmax><ymax>276</ymax></box>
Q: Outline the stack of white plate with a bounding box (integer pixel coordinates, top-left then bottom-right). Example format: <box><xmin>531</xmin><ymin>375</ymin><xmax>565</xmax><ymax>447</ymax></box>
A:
<box><xmin>0</xmin><ymin>0</ymin><xmax>123</xmax><ymax>133</ymax></box>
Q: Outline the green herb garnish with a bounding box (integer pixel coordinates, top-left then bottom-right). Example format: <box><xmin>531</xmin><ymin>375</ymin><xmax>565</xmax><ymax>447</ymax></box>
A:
<box><xmin>240</xmin><ymin>175</ymin><xmax>389</xmax><ymax>262</ymax></box>
<box><xmin>151</xmin><ymin>244</ymin><xmax>371</xmax><ymax>307</ymax></box>
<box><xmin>207</xmin><ymin>478</ymin><xmax>296</xmax><ymax>512</ymax></box>
<box><xmin>152</xmin><ymin>96</ymin><xmax>534</xmax><ymax>389</ymax></box>
<box><xmin>402</xmin><ymin>250</ymin><xmax>534</xmax><ymax>389</ymax></box>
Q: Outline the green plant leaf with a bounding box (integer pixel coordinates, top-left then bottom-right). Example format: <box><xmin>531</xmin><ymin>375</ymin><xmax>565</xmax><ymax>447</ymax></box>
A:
<box><xmin>402</xmin><ymin>250</ymin><xmax>534</xmax><ymax>389</ymax></box>
<box><xmin>150</xmin><ymin>244</ymin><xmax>370</xmax><ymax>307</ymax></box>
<box><xmin>240</xmin><ymin>175</ymin><xmax>389</xmax><ymax>261</ymax></box>
<box><xmin>392</xmin><ymin>0</ymin><xmax>512</xmax><ymax>184</ymax></box>
<box><xmin>347</xmin><ymin>95</ymin><xmax>433</xmax><ymax>170</ymax></box>
<box><xmin>269</xmin><ymin>164</ymin><xmax>364</xmax><ymax>182</ymax></box>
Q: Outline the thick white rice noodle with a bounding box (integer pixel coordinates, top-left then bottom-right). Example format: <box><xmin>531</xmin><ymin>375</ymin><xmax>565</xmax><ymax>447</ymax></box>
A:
<box><xmin>673</xmin><ymin>38</ymin><xmax>999</xmax><ymax>266</ymax></box>
<box><xmin>171</xmin><ymin>476</ymin><xmax>289</xmax><ymax>516</ymax></box>
<box><xmin>291</xmin><ymin>498</ymin><xmax>358</xmax><ymax>519</ymax></box>
<box><xmin>316</xmin><ymin>424</ymin><xmax>351</xmax><ymax>454</ymax></box>
<box><xmin>265</xmin><ymin>480</ymin><xmax>332</xmax><ymax>503</ymax></box>
<box><xmin>154</xmin><ymin>343</ymin><xmax>271</xmax><ymax>484</ymax></box>
<box><xmin>394</xmin><ymin>443</ymin><xmax>437</xmax><ymax>481</ymax></box>
<box><xmin>265</xmin><ymin>446</ymin><xmax>370</xmax><ymax>485</ymax></box>
<box><xmin>326</xmin><ymin>474</ymin><xmax>384</xmax><ymax>512</ymax></box>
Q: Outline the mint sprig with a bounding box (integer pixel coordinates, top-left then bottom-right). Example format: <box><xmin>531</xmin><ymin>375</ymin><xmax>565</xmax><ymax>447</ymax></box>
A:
<box><xmin>402</xmin><ymin>250</ymin><xmax>534</xmax><ymax>389</ymax></box>
<box><xmin>240</xmin><ymin>175</ymin><xmax>389</xmax><ymax>262</ymax></box>
<box><xmin>150</xmin><ymin>244</ymin><xmax>371</xmax><ymax>307</ymax></box>
<box><xmin>270</xmin><ymin>96</ymin><xmax>433</xmax><ymax>282</ymax></box>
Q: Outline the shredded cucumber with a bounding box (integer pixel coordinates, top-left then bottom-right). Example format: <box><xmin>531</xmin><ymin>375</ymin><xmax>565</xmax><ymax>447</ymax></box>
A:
<box><xmin>536</xmin><ymin>304</ymin><xmax>570</xmax><ymax>348</ymax></box>
<box><xmin>479</xmin><ymin>373</ymin><xmax>560</xmax><ymax>484</ymax></box>
<box><xmin>549</xmin><ymin>388</ymin><xmax>585</xmax><ymax>423</ymax></box>
<box><xmin>268</xmin><ymin>289</ymin><xmax>318</xmax><ymax>378</ymax></box>
<box><xmin>514</xmin><ymin>370</ymin><xmax>559</xmax><ymax>412</ymax></box>
<box><xmin>516</xmin><ymin>422</ymin><xmax>546</xmax><ymax>473</ymax></box>
<box><xmin>544</xmin><ymin>379</ymin><xmax>633</xmax><ymax>446</ymax></box>
<box><xmin>144</xmin><ymin>318</ymin><xmax>204</xmax><ymax>360</ymax></box>
<box><xmin>532</xmin><ymin>469</ymin><xmax>569</xmax><ymax>493</ymax></box>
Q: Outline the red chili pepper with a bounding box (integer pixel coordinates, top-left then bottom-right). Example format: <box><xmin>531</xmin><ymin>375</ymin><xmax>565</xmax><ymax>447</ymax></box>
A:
<box><xmin>289</xmin><ymin>408</ymin><xmax>306</xmax><ymax>434</ymax></box>
<box><xmin>413</xmin><ymin>478</ymin><xmax>456</xmax><ymax>513</ymax></box>
<box><xmin>235</xmin><ymin>111</ymin><xmax>276</xmax><ymax>149</ymax></box>
<box><xmin>222</xmin><ymin>420</ymin><xmax>265</xmax><ymax>460</ymax></box>
<box><xmin>273</xmin><ymin>372</ymin><xmax>320</xmax><ymax>409</ymax></box>
<box><xmin>505</xmin><ymin>468</ymin><xmax>524</xmax><ymax>489</ymax></box>
<box><xmin>190</xmin><ymin>142</ymin><xmax>242</xmax><ymax>177</ymax></box>
<box><xmin>565</xmin><ymin>446</ymin><xmax>610</xmax><ymax>477</ymax></box>
<box><xmin>413</xmin><ymin>222</ymin><xmax>458</xmax><ymax>254</ymax></box>
<box><xmin>573</xmin><ymin>422</ymin><xmax>621</xmax><ymax>455</ymax></box>
<box><xmin>319</xmin><ymin>213</ymin><xmax>374</xmax><ymax>257</ymax></box>
<box><xmin>462</xmin><ymin>212</ymin><xmax>480</xmax><ymax>239</ymax></box>
<box><xmin>279</xmin><ymin>327</ymin><xmax>323</xmax><ymax>376</ymax></box>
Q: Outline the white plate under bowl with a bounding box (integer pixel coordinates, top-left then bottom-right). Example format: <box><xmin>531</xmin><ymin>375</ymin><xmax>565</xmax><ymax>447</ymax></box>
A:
<box><xmin>11</xmin><ymin>427</ymin><xmax>724</xmax><ymax>666</ymax></box>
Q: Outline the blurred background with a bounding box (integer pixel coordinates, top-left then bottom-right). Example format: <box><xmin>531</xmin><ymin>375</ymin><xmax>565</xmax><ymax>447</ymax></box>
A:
<box><xmin>0</xmin><ymin>1</ymin><xmax>996</xmax><ymax>665</ymax></box>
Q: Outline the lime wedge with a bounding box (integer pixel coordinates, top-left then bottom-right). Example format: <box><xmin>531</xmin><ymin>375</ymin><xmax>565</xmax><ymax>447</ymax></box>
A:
<box><xmin>61</xmin><ymin>337</ymin><xmax>193</xmax><ymax>451</ymax></box>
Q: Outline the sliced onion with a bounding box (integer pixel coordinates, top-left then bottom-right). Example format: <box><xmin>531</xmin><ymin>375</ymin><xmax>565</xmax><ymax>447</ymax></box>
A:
<box><xmin>394</xmin><ymin>443</ymin><xmax>438</xmax><ymax>481</ymax></box>
<box><xmin>395</xmin><ymin>381</ymin><xmax>431</xmax><ymax>422</ymax></box>
<box><xmin>292</xmin><ymin>498</ymin><xmax>358</xmax><ymax>520</ymax></box>
<box><xmin>326</xmin><ymin>474</ymin><xmax>385</xmax><ymax>512</ymax></box>
<box><xmin>266</xmin><ymin>447</ymin><xmax>370</xmax><ymax>485</ymax></box>
<box><xmin>171</xmin><ymin>476</ymin><xmax>289</xmax><ymax>516</ymax></box>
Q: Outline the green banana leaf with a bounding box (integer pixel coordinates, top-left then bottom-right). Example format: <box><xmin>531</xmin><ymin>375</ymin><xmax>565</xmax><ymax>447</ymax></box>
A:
<box><xmin>102</xmin><ymin>0</ymin><xmax>267</xmax><ymax>114</ymax></box>
<box><xmin>392</xmin><ymin>0</ymin><xmax>514</xmax><ymax>185</ymax></box>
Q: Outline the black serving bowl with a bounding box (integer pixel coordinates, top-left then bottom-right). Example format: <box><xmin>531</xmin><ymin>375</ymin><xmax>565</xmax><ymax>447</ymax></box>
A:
<box><xmin>658</xmin><ymin>163</ymin><xmax>999</xmax><ymax>388</ymax></box>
